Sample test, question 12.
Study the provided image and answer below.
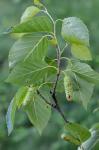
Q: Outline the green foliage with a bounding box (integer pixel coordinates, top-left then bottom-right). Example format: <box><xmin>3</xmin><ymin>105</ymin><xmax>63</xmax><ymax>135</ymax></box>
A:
<box><xmin>0</xmin><ymin>0</ymin><xmax>99</xmax><ymax>149</ymax></box>
<box><xmin>62</xmin><ymin>122</ymin><xmax>91</xmax><ymax>145</ymax></box>
<box><xmin>6</xmin><ymin>87</ymin><xmax>28</xmax><ymax>135</ymax></box>
<box><xmin>61</xmin><ymin>134</ymin><xmax>81</xmax><ymax>145</ymax></box>
<box><xmin>61</xmin><ymin>17</ymin><xmax>92</xmax><ymax>61</ymax></box>
<box><xmin>8</xmin><ymin>34</ymin><xmax>52</xmax><ymax>69</ymax></box>
<box><xmin>71</xmin><ymin>60</ymin><xmax>99</xmax><ymax>85</ymax></box>
<box><xmin>24</xmin><ymin>90</ymin><xmax>51</xmax><ymax>134</ymax></box>
<box><xmin>65</xmin><ymin>123</ymin><xmax>91</xmax><ymax>143</ymax></box>
<box><xmin>10</xmin><ymin>16</ymin><xmax>53</xmax><ymax>34</ymax></box>
<box><xmin>73</xmin><ymin>75</ymin><xmax>94</xmax><ymax>109</ymax></box>
<box><xmin>34</xmin><ymin>0</ymin><xmax>43</xmax><ymax>7</ymax></box>
<box><xmin>61</xmin><ymin>17</ymin><xmax>89</xmax><ymax>46</ymax></box>
<box><xmin>7</xmin><ymin>35</ymin><xmax>57</xmax><ymax>86</ymax></box>
<box><xmin>78</xmin><ymin>123</ymin><xmax>99</xmax><ymax>150</ymax></box>
<box><xmin>71</xmin><ymin>44</ymin><xmax>92</xmax><ymax>60</ymax></box>
<box><xmin>20</xmin><ymin>6</ymin><xmax>40</xmax><ymax>23</ymax></box>
<box><xmin>7</xmin><ymin>58</ymin><xmax>56</xmax><ymax>86</ymax></box>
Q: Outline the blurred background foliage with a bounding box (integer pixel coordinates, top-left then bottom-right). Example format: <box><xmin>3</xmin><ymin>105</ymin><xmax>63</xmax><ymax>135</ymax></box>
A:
<box><xmin>0</xmin><ymin>0</ymin><xmax>99</xmax><ymax>149</ymax></box>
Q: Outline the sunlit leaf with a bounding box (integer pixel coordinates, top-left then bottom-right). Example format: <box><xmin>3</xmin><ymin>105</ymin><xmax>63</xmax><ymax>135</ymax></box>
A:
<box><xmin>61</xmin><ymin>17</ymin><xmax>89</xmax><ymax>46</ymax></box>
<box><xmin>19</xmin><ymin>87</ymin><xmax>34</xmax><ymax>107</ymax></box>
<box><xmin>20</xmin><ymin>6</ymin><xmax>40</xmax><ymax>23</ymax></box>
<box><xmin>34</xmin><ymin>0</ymin><xmax>43</xmax><ymax>7</ymax></box>
<box><xmin>65</xmin><ymin>122</ymin><xmax>91</xmax><ymax>143</ymax></box>
<box><xmin>10</xmin><ymin>16</ymin><xmax>53</xmax><ymax>33</ymax></box>
<box><xmin>71</xmin><ymin>44</ymin><xmax>92</xmax><ymax>60</ymax></box>
<box><xmin>61</xmin><ymin>134</ymin><xmax>81</xmax><ymax>145</ymax></box>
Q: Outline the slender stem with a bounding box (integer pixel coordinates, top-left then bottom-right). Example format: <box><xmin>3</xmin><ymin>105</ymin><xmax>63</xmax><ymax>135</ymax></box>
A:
<box><xmin>61</xmin><ymin>57</ymin><xmax>70</xmax><ymax>61</ymax></box>
<box><xmin>40</xmin><ymin>6</ymin><xmax>69</xmax><ymax>124</ymax></box>
<box><xmin>46</xmin><ymin>9</ymin><xmax>62</xmax><ymax>95</ymax></box>
<box><xmin>61</xmin><ymin>43</ymin><xmax>68</xmax><ymax>55</ymax></box>
<box><xmin>37</xmin><ymin>90</ymin><xmax>55</xmax><ymax>107</ymax></box>
<box><xmin>44</xmin><ymin>8</ymin><xmax>55</xmax><ymax>25</ymax></box>
<box><xmin>56</xmin><ymin>104</ymin><xmax>69</xmax><ymax>123</ymax></box>
<box><xmin>37</xmin><ymin>90</ymin><xmax>69</xmax><ymax>123</ymax></box>
<box><xmin>55</xmin><ymin>19</ymin><xmax>63</xmax><ymax>24</ymax></box>
<box><xmin>52</xmin><ymin>41</ymin><xmax>61</xmax><ymax>95</ymax></box>
<box><xmin>51</xmin><ymin>93</ymin><xmax>69</xmax><ymax>123</ymax></box>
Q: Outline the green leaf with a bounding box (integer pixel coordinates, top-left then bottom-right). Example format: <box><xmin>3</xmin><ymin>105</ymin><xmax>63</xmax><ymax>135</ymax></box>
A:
<box><xmin>20</xmin><ymin>6</ymin><xmax>40</xmax><ymax>23</ymax></box>
<box><xmin>34</xmin><ymin>0</ymin><xmax>43</xmax><ymax>7</ymax></box>
<box><xmin>7</xmin><ymin>60</ymin><xmax>56</xmax><ymax>86</ymax></box>
<box><xmin>6</xmin><ymin>98</ymin><xmax>17</xmax><ymax>135</ymax></box>
<box><xmin>61</xmin><ymin>134</ymin><xmax>81</xmax><ymax>145</ymax></box>
<box><xmin>61</xmin><ymin>17</ymin><xmax>89</xmax><ymax>46</ymax></box>
<box><xmin>25</xmin><ymin>92</ymin><xmax>51</xmax><ymax>134</ymax></box>
<box><xmin>71</xmin><ymin>44</ymin><xmax>92</xmax><ymax>60</ymax></box>
<box><xmin>10</xmin><ymin>16</ymin><xmax>53</xmax><ymax>33</ymax></box>
<box><xmin>18</xmin><ymin>86</ymin><xmax>34</xmax><ymax>107</ymax></box>
<box><xmin>6</xmin><ymin>87</ymin><xmax>28</xmax><ymax>135</ymax></box>
<box><xmin>65</xmin><ymin>122</ymin><xmax>91</xmax><ymax>144</ymax></box>
<box><xmin>78</xmin><ymin>123</ymin><xmax>99</xmax><ymax>150</ymax></box>
<box><xmin>7</xmin><ymin>36</ymin><xmax>57</xmax><ymax>86</ymax></box>
<box><xmin>73</xmin><ymin>74</ymin><xmax>94</xmax><ymax>109</ymax></box>
<box><xmin>9</xmin><ymin>34</ymin><xmax>49</xmax><ymax>69</ymax></box>
<box><xmin>71</xmin><ymin>60</ymin><xmax>99</xmax><ymax>85</ymax></box>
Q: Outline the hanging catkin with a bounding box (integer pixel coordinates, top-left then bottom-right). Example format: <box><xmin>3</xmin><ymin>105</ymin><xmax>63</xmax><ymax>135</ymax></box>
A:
<box><xmin>64</xmin><ymin>74</ymin><xmax>73</xmax><ymax>101</ymax></box>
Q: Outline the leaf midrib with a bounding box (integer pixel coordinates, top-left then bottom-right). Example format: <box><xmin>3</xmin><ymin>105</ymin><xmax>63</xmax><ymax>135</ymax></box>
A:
<box><xmin>72</xmin><ymin>68</ymin><xmax>99</xmax><ymax>82</ymax></box>
<box><xmin>14</xmin><ymin>65</ymin><xmax>56</xmax><ymax>78</ymax></box>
